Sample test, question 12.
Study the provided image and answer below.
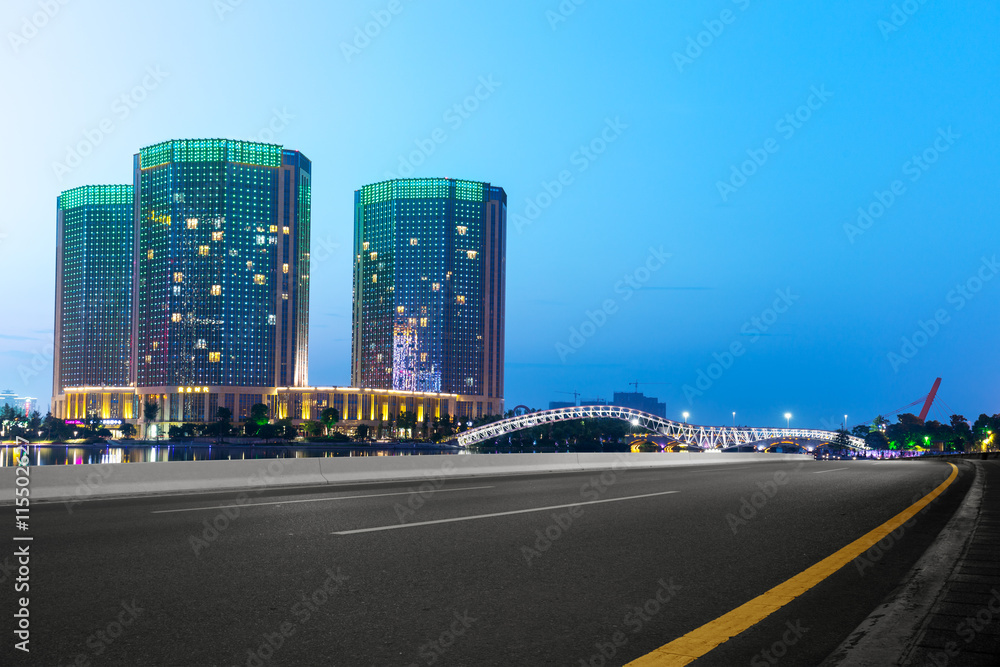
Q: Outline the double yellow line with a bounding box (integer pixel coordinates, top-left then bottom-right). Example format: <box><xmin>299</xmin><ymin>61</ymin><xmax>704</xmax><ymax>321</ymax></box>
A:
<box><xmin>627</xmin><ymin>463</ymin><xmax>959</xmax><ymax>666</ymax></box>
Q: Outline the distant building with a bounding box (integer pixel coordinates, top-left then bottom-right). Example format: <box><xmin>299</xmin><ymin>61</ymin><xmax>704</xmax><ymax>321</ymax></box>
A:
<box><xmin>0</xmin><ymin>390</ymin><xmax>39</xmax><ymax>415</ymax></box>
<box><xmin>548</xmin><ymin>401</ymin><xmax>575</xmax><ymax>410</ymax></box>
<box><xmin>579</xmin><ymin>398</ymin><xmax>608</xmax><ymax>407</ymax></box>
<box><xmin>351</xmin><ymin>178</ymin><xmax>507</xmax><ymax>419</ymax></box>
<box><xmin>613</xmin><ymin>391</ymin><xmax>666</xmax><ymax>417</ymax></box>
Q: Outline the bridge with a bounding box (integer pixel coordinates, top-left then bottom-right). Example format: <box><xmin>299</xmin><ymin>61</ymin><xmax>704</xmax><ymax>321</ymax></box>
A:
<box><xmin>457</xmin><ymin>405</ymin><xmax>869</xmax><ymax>450</ymax></box>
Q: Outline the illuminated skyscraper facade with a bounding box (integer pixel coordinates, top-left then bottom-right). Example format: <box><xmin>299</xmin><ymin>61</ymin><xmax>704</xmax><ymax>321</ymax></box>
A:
<box><xmin>133</xmin><ymin>139</ymin><xmax>311</xmax><ymax>396</ymax></box>
<box><xmin>352</xmin><ymin>178</ymin><xmax>506</xmax><ymax>417</ymax></box>
<box><xmin>52</xmin><ymin>185</ymin><xmax>134</xmax><ymax>398</ymax></box>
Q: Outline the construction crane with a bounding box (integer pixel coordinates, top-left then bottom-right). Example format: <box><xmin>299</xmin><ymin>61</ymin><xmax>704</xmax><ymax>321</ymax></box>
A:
<box><xmin>555</xmin><ymin>391</ymin><xmax>581</xmax><ymax>405</ymax></box>
<box><xmin>626</xmin><ymin>381</ymin><xmax>669</xmax><ymax>393</ymax></box>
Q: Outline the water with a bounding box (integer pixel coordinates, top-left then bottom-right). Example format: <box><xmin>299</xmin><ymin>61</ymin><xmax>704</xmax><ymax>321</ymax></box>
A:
<box><xmin>0</xmin><ymin>443</ymin><xmax>464</xmax><ymax>467</ymax></box>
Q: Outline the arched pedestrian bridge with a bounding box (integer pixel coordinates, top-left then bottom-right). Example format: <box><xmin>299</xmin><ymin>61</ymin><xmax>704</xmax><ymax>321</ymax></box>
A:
<box><xmin>457</xmin><ymin>405</ymin><xmax>869</xmax><ymax>450</ymax></box>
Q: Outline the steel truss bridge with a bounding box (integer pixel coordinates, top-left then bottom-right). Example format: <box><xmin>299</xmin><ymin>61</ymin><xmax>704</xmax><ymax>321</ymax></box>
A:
<box><xmin>457</xmin><ymin>405</ymin><xmax>869</xmax><ymax>450</ymax></box>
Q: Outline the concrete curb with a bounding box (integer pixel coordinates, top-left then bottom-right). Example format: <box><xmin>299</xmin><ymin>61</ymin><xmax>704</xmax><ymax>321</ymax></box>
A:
<box><xmin>0</xmin><ymin>452</ymin><xmax>810</xmax><ymax>504</ymax></box>
<box><xmin>819</xmin><ymin>461</ymin><xmax>983</xmax><ymax>667</ymax></box>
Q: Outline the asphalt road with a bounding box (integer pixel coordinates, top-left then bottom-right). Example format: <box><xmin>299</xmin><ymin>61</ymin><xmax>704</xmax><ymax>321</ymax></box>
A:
<box><xmin>1</xmin><ymin>457</ymin><xmax>971</xmax><ymax>667</ymax></box>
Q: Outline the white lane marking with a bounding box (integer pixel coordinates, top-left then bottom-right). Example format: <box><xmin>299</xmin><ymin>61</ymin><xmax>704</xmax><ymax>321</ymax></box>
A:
<box><xmin>332</xmin><ymin>490</ymin><xmax>680</xmax><ymax>535</ymax></box>
<box><xmin>151</xmin><ymin>485</ymin><xmax>496</xmax><ymax>514</ymax></box>
<box><xmin>813</xmin><ymin>467</ymin><xmax>849</xmax><ymax>474</ymax></box>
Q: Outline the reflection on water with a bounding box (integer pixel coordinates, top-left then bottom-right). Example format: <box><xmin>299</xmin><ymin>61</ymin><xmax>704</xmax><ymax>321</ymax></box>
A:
<box><xmin>0</xmin><ymin>444</ymin><xmax>463</xmax><ymax>466</ymax></box>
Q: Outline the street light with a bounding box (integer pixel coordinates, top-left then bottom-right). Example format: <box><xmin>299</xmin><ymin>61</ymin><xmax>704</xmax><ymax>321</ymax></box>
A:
<box><xmin>844</xmin><ymin>414</ymin><xmax>848</xmax><ymax>430</ymax></box>
<box><xmin>784</xmin><ymin>413</ymin><xmax>792</xmax><ymax>429</ymax></box>
<box><xmin>732</xmin><ymin>412</ymin><xmax>736</xmax><ymax>427</ymax></box>
<box><xmin>682</xmin><ymin>411</ymin><xmax>689</xmax><ymax>424</ymax></box>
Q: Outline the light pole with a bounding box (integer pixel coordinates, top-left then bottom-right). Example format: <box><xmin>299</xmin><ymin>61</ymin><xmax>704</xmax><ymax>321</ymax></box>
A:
<box><xmin>784</xmin><ymin>413</ymin><xmax>792</xmax><ymax>429</ymax></box>
<box><xmin>682</xmin><ymin>411</ymin><xmax>689</xmax><ymax>424</ymax></box>
<box><xmin>732</xmin><ymin>412</ymin><xmax>736</xmax><ymax>427</ymax></box>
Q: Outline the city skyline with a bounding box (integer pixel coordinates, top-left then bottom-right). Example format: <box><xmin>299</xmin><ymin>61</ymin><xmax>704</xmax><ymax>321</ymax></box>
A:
<box><xmin>2</xmin><ymin>1</ymin><xmax>998</xmax><ymax>429</ymax></box>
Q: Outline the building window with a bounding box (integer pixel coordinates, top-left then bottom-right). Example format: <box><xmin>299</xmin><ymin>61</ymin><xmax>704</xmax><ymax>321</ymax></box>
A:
<box><xmin>152</xmin><ymin>341</ymin><xmax>159</xmax><ymax>350</ymax></box>
<box><xmin>209</xmin><ymin>352</ymin><xmax>221</xmax><ymax>363</ymax></box>
<box><xmin>145</xmin><ymin>355</ymin><xmax>152</xmax><ymax>363</ymax></box>
<box><xmin>410</xmin><ymin>238</ymin><xmax>419</xmax><ymax>245</ymax></box>
<box><xmin>212</xmin><ymin>231</ymin><xmax>224</xmax><ymax>241</ymax></box>
<box><xmin>171</xmin><ymin>313</ymin><xmax>182</xmax><ymax>322</ymax></box>
<box><xmin>456</xmin><ymin>225</ymin><xmax>468</xmax><ymax>235</ymax></box>
<box><xmin>269</xmin><ymin>225</ymin><xmax>278</xmax><ymax>233</ymax></box>
<box><xmin>173</xmin><ymin>272</ymin><xmax>184</xmax><ymax>283</ymax></box>
<box><xmin>282</xmin><ymin>293</ymin><xmax>288</xmax><ymax>300</ymax></box>
<box><xmin>420</xmin><ymin>318</ymin><xmax>428</xmax><ymax>327</ymax></box>
<box><xmin>432</xmin><ymin>283</ymin><xmax>440</xmax><ymax>291</ymax></box>
<box><xmin>456</xmin><ymin>295</ymin><xmax>466</xmax><ymax>305</ymax></box>
<box><xmin>195</xmin><ymin>339</ymin><xmax>207</xmax><ymax>349</ymax></box>
<box><xmin>369</xmin><ymin>251</ymin><xmax>378</xmax><ymax>261</ymax></box>
<box><xmin>397</xmin><ymin>306</ymin><xmax>405</xmax><ymax>314</ymax></box>
<box><xmin>466</xmin><ymin>250</ymin><xmax>477</xmax><ymax>259</ymax></box>
<box><xmin>283</xmin><ymin>226</ymin><xmax>290</xmax><ymax>235</ymax></box>
<box><xmin>268</xmin><ymin>314</ymin><xmax>276</xmax><ymax>325</ymax></box>
<box><xmin>246</xmin><ymin>261</ymin><xmax>253</xmax><ymax>270</ymax></box>
<box><xmin>372</xmin><ymin>274</ymin><xmax>378</xmax><ymax>283</ymax></box>
<box><xmin>254</xmin><ymin>274</ymin><xmax>266</xmax><ymax>285</ymax></box>
<box><xmin>282</xmin><ymin>263</ymin><xmax>289</xmax><ymax>274</ymax></box>
<box><xmin>186</xmin><ymin>218</ymin><xmax>198</xmax><ymax>229</ymax></box>
<box><xmin>147</xmin><ymin>249</ymin><xmax>154</xmax><ymax>260</ymax></box>
<box><xmin>420</xmin><ymin>353</ymin><xmax>428</xmax><ymax>362</ymax></box>
<box><xmin>210</xmin><ymin>285</ymin><xmax>221</xmax><ymax>296</ymax></box>
<box><xmin>198</xmin><ymin>245</ymin><xmax>210</xmax><ymax>256</ymax></box>
<box><xmin>362</xmin><ymin>241</ymin><xmax>369</xmax><ymax>251</ymax></box>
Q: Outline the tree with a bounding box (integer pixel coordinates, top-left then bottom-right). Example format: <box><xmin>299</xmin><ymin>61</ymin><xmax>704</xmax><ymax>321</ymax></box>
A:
<box><xmin>257</xmin><ymin>423</ymin><xmax>278</xmax><ymax>442</ymax></box>
<box><xmin>320</xmin><ymin>407</ymin><xmax>340</xmax><ymax>435</ymax></box>
<box><xmin>144</xmin><ymin>401</ymin><xmax>159</xmax><ymax>440</ymax></box>
<box><xmin>865</xmin><ymin>430</ymin><xmax>889</xmax><ymax>450</ymax></box>
<box><xmin>355</xmin><ymin>424</ymin><xmax>370</xmax><ymax>441</ymax></box>
<box><xmin>832</xmin><ymin>428</ymin><xmax>853</xmax><ymax>452</ymax></box>
<box><xmin>851</xmin><ymin>424</ymin><xmax>870</xmax><ymax>438</ymax></box>
<box><xmin>121</xmin><ymin>423</ymin><xmax>137</xmax><ymax>439</ymax></box>
<box><xmin>86</xmin><ymin>411</ymin><xmax>102</xmax><ymax>435</ymax></box>
<box><xmin>96</xmin><ymin>428</ymin><xmax>113</xmax><ymax>438</ymax></box>
<box><xmin>304</xmin><ymin>420</ymin><xmax>324</xmax><ymax>437</ymax></box>
<box><xmin>207</xmin><ymin>407</ymin><xmax>233</xmax><ymax>439</ymax></box>
<box><xmin>275</xmin><ymin>418</ymin><xmax>296</xmax><ymax>441</ymax></box>
<box><xmin>397</xmin><ymin>411</ymin><xmax>418</xmax><ymax>438</ymax></box>
<box><xmin>168</xmin><ymin>425</ymin><xmax>183</xmax><ymax>440</ymax></box>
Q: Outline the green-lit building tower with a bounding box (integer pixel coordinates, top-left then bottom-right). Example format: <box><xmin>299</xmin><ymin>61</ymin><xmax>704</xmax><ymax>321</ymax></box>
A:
<box><xmin>52</xmin><ymin>185</ymin><xmax>135</xmax><ymax>411</ymax></box>
<box><xmin>133</xmin><ymin>139</ymin><xmax>311</xmax><ymax>421</ymax></box>
<box><xmin>351</xmin><ymin>178</ymin><xmax>506</xmax><ymax>419</ymax></box>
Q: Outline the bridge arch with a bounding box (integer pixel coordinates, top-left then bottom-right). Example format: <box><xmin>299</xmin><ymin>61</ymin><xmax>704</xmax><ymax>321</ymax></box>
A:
<box><xmin>458</xmin><ymin>406</ymin><xmax>868</xmax><ymax>450</ymax></box>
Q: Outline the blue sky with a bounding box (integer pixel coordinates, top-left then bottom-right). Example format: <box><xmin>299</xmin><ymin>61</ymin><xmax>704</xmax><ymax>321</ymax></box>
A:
<box><xmin>1</xmin><ymin>0</ymin><xmax>997</xmax><ymax>429</ymax></box>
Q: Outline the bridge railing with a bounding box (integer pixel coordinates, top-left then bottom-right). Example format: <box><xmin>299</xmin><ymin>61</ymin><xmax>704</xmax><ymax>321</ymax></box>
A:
<box><xmin>457</xmin><ymin>406</ymin><xmax>869</xmax><ymax>450</ymax></box>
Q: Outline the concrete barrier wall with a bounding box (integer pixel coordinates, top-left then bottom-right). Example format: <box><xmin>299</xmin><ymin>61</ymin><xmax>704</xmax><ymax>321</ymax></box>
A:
<box><xmin>0</xmin><ymin>452</ymin><xmax>810</xmax><ymax>503</ymax></box>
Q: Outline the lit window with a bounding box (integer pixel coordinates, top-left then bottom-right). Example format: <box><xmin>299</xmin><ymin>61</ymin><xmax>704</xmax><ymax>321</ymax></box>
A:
<box><xmin>283</xmin><ymin>226</ymin><xmax>290</xmax><ymax>235</ymax></box>
<box><xmin>370</xmin><ymin>252</ymin><xmax>378</xmax><ymax>261</ymax></box>
<box><xmin>362</xmin><ymin>242</ymin><xmax>369</xmax><ymax>251</ymax></box>
<box><xmin>186</xmin><ymin>218</ymin><xmax>198</xmax><ymax>229</ymax></box>
<box><xmin>209</xmin><ymin>352</ymin><xmax>221</xmax><ymax>363</ymax></box>
<box><xmin>210</xmin><ymin>285</ymin><xmax>221</xmax><ymax>296</ymax></box>
<box><xmin>456</xmin><ymin>295</ymin><xmax>466</xmax><ymax>305</ymax></box>
<box><xmin>420</xmin><ymin>353</ymin><xmax>428</xmax><ymax>362</ymax></box>
<box><xmin>195</xmin><ymin>339</ymin><xmax>207</xmax><ymax>349</ymax></box>
<box><xmin>198</xmin><ymin>245</ymin><xmax>210</xmax><ymax>256</ymax></box>
<box><xmin>171</xmin><ymin>313</ymin><xmax>182</xmax><ymax>322</ymax></box>
<box><xmin>147</xmin><ymin>249</ymin><xmax>154</xmax><ymax>260</ymax></box>
<box><xmin>144</xmin><ymin>355</ymin><xmax>152</xmax><ymax>363</ymax></box>
<box><xmin>152</xmin><ymin>341</ymin><xmax>159</xmax><ymax>350</ymax></box>
<box><xmin>397</xmin><ymin>306</ymin><xmax>405</xmax><ymax>314</ymax></box>
<box><xmin>254</xmin><ymin>274</ymin><xmax>266</xmax><ymax>285</ymax></box>
<box><xmin>246</xmin><ymin>261</ymin><xmax>253</xmax><ymax>270</ymax></box>
<box><xmin>466</xmin><ymin>250</ymin><xmax>477</xmax><ymax>259</ymax></box>
<box><xmin>456</xmin><ymin>226</ymin><xmax>468</xmax><ymax>235</ymax></box>
<box><xmin>173</xmin><ymin>272</ymin><xmax>184</xmax><ymax>283</ymax></box>
<box><xmin>432</xmin><ymin>283</ymin><xmax>440</xmax><ymax>291</ymax></box>
<box><xmin>420</xmin><ymin>318</ymin><xmax>428</xmax><ymax>327</ymax></box>
<box><xmin>173</xmin><ymin>286</ymin><xmax>181</xmax><ymax>296</ymax></box>
<box><xmin>372</xmin><ymin>274</ymin><xmax>378</xmax><ymax>283</ymax></box>
<box><xmin>282</xmin><ymin>263</ymin><xmax>289</xmax><ymax>274</ymax></box>
<box><xmin>282</xmin><ymin>293</ymin><xmax>288</xmax><ymax>300</ymax></box>
<box><xmin>268</xmin><ymin>314</ymin><xmax>276</xmax><ymax>325</ymax></box>
<box><xmin>269</xmin><ymin>225</ymin><xmax>278</xmax><ymax>233</ymax></box>
<box><xmin>410</xmin><ymin>238</ymin><xmax>419</xmax><ymax>246</ymax></box>
<box><xmin>408</xmin><ymin>317</ymin><xmax>417</xmax><ymax>326</ymax></box>
<box><xmin>255</xmin><ymin>235</ymin><xmax>265</xmax><ymax>245</ymax></box>
<box><xmin>212</xmin><ymin>231</ymin><xmax>224</xmax><ymax>242</ymax></box>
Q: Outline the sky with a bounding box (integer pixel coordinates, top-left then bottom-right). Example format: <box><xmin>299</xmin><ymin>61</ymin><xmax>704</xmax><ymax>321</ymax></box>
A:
<box><xmin>1</xmin><ymin>0</ymin><xmax>998</xmax><ymax>430</ymax></box>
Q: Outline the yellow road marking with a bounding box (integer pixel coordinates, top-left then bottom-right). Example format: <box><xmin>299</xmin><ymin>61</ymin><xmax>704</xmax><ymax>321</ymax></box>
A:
<box><xmin>626</xmin><ymin>462</ymin><xmax>959</xmax><ymax>666</ymax></box>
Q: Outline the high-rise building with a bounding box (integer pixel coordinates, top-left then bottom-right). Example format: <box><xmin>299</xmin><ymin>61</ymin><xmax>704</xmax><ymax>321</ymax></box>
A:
<box><xmin>612</xmin><ymin>391</ymin><xmax>666</xmax><ymax>417</ymax></box>
<box><xmin>132</xmin><ymin>139</ymin><xmax>311</xmax><ymax>399</ymax></box>
<box><xmin>352</xmin><ymin>178</ymin><xmax>506</xmax><ymax>417</ymax></box>
<box><xmin>52</xmin><ymin>185</ymin><xmax>134</xmax><ymax>401</ymax></box>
